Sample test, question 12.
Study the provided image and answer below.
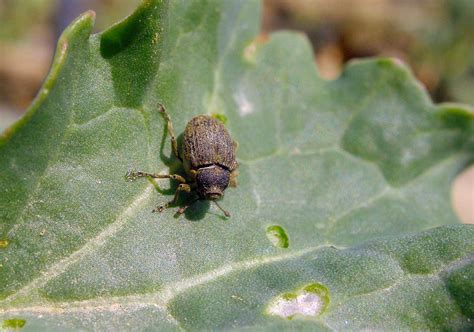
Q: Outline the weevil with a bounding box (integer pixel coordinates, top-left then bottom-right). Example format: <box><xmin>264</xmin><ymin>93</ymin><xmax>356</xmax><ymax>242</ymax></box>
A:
<box><xmin>126</xmin><ymin>105</ymin><xmax>238</xmax><ymax>217</ymax></box>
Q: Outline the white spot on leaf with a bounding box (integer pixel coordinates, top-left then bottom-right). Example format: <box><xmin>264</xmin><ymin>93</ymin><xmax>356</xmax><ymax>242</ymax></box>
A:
<box><xmin>268</xmin><ymin>293</ymin><xmax>322</xmax><ymax>318</ymax></box>
<box><xmin>266</xmin><ymin>283</ymin><xmax>330</xmax><ymax>320</ymax></box>
<box><xmin>234</xmin><ymin>89</ymin><xmax>254</xmax><ymax>117</ymax></box>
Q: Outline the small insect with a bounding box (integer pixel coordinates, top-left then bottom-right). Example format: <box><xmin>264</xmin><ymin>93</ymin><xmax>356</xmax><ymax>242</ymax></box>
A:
<box><xmin>126</xmin><ymin>105</ymin><xmax>238</xmax><ymax>217</ymax></box>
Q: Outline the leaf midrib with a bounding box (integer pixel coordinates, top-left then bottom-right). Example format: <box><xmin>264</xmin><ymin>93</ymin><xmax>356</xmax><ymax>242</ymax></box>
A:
<box><xmin>1</xmin><ymin>241</ymin><xmax>470</xmax><ymax>329</ymax></box>
<box><xmin>1</xmin><ymin>242</ymin><xmax>327</xmax><ymax>309</ymax></box>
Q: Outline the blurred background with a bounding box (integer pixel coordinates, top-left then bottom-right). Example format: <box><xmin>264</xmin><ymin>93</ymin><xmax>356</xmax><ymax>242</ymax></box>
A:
<box><xmin>0</xmin><ymin>0</ymin><xmax>472</xmax><ymax>223</ymax></box>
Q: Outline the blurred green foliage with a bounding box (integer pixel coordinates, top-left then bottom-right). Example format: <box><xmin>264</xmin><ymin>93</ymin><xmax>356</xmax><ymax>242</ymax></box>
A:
<box><xmin>0</xmin><ymin>0</ymin><xmax>55</xmax><ymax>40</ymax></box>
<box><xmin>408</xmin><ymin>0</ymin><xmax>474</xmax><ymax>103</ymax></box>
<box><xmin>0</xmin><ymin>0</ymin><xmax>141</xmax><ymax>41</ymax></box>
<box><xmin>0</xmin><ymin>0</ymin><xmax>473</xmax><ymax>114</ymax></box>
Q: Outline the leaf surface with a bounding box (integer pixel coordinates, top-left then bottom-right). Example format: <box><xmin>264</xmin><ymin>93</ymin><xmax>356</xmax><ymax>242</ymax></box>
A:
<box><xmin>0</xmin><ymin>0</ymin><xmax>473</xmax><ymax>330</ymax></box>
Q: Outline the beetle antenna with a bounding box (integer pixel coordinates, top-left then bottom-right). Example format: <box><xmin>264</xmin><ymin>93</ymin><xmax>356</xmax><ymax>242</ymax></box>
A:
<box><xmin>213</xmin><ymin>201</ymin><xmax>230</xmax><ymax>217</ymax></box>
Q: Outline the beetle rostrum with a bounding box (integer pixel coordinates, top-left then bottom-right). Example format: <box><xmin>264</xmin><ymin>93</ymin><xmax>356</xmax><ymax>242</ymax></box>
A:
<box><xmin>125</xmin><ymin>105</ymin><xmax>238</xmax><ymax>217</ymax></box>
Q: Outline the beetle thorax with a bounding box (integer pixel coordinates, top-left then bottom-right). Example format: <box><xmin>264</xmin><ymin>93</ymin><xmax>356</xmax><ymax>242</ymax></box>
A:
<box><xmin>195</xmin><ymin>165</ymin><xmax>230</xmax><ymax>200</ymax></box>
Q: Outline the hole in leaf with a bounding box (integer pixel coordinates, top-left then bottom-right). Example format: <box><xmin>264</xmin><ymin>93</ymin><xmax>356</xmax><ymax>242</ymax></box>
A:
<box><xmin>266</xmin><ymin>225</ymin><xmax>289</xmax><ymax>248</ymax></box>
<box><xmin>211</xmin><ymin>113</ymin><xmax>228</xmax><ymax>125</ymax></box>
<box><xmin>2</xmin><ymin>319</ymin><xmax>26</xmax><ymax>329</ymax></box>
<box><xmin>0</xmin><ymin>239</ymin><xmax>9</xmax><ymax>249</ymax></box>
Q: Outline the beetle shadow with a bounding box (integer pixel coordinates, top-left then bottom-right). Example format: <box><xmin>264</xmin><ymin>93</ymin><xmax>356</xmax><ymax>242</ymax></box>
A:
<box><xmin>157</xmin><ymin>124</ymin><xmax>210</xmax><ymax>221</ymax></box>
<box><xmin>158</xmin><ymin>123</ymin><xmax>173</xmax><ymax>166</ymax></box>
<box><xmin>171</xmin><ymin>197</ymin><xmax>210</xmax><ymax>221</ymax></box>
<box><xmin>154</xmin><ymin>122</ymin><xmax>184</xmax><ymax>195</ymax></box>
<box><xmin>159</xmin><ymin>123</ymin><xmax>184</xmax><ymax>168</ymax></box>
<box><xmin>171</xmin><ymin>196</ymin><xmax>229</xmax><ymax>222</ymax></box>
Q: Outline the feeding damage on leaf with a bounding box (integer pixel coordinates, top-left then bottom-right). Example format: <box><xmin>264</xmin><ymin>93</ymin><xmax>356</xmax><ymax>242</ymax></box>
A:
<box><xmin>266</xmin><ymin>283</ymin><xmax>330</xmax><ymax>319</ymax></box>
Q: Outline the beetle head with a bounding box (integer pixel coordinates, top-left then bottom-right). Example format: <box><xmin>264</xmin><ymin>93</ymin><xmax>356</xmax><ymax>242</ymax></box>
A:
<box><xmin>196</xmin><ymin>165</ymin><xmax>230</xmax><ymax>200</ymax></box>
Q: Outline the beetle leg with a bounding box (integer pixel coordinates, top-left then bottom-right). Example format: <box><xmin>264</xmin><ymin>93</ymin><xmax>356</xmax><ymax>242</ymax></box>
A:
<box><xmin>177</xmin><ymin>197</ymin><xmax>200</xmax><ymax>215</ymax></box>
<box><xmin>158</xmin><ymin>104</ymin><xmax>181</xmax><ymax>161</ymax></box>
<box><xmin>188</xmin><ymin>169</ymin><xmax>198</xmax><ymax>181</ymax></box>
<box><xmin>232</xmin><ymin>140</ymin><xmax>239</xmax><ymax>151</ymax></box>
<box><xmin>125</xmin><ymin>170</ymin><xmax>186</xmax><ymax>183</ymax></box>
<box><xmin>153</xmin><ymin>183</ymin><xmax>191</xmax><ymax>213</ymax></box>
<box><xmin>229</xmin><ymin>170</ymin><xmax>239</xmax><ymax>187</ymax></box>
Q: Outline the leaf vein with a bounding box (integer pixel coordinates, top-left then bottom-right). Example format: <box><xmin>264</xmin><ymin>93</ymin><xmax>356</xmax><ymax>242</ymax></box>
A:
<box><xmin>2</xmin><ymin>186</ymin><xmax>154</xmax><ymax>305</ymax></box>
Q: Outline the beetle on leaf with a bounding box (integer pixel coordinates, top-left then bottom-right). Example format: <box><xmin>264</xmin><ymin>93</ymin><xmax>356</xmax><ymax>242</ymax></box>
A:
<box><xmin>126</xmin><ymin>105</ymin><xmax>238</xmax><ymax>217</ymax></box>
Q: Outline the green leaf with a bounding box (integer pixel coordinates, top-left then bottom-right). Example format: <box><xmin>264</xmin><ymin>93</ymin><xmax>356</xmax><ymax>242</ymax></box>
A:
<box><xmin>0</xmin><ymin>0</ymin><xmax>473</xmax><ymax>330</ymax></box>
